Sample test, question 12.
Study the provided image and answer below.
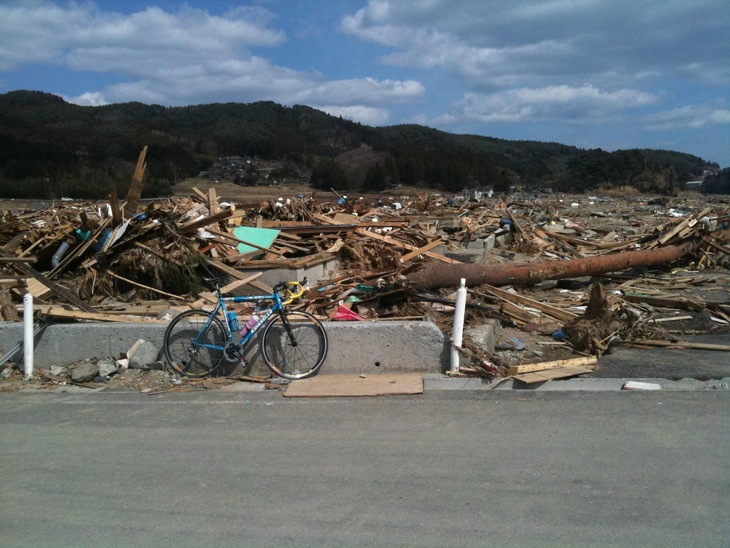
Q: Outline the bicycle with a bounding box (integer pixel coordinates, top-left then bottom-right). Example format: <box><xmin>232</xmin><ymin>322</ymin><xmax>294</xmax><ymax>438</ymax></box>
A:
<box><xmin>163</xmin><ymin>277</ymin><xmax>328</xmax><ymax>380</ymax></box>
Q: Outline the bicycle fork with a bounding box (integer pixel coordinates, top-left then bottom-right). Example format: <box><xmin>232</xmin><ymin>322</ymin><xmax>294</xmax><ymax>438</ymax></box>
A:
<box><xmin>279</xmin><ymin>312</ymin><xmax>298</xmax><ymax>347</ymax></box>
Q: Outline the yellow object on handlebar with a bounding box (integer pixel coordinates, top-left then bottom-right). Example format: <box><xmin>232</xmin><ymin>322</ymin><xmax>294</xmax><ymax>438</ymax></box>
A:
<box><xmin>281</xmin><ymin>281</ymin><xmax>305</xmax><ymax>304</ymax></box>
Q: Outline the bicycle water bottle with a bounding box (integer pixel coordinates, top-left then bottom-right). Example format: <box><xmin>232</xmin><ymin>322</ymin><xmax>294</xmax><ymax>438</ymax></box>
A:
<box><xmin>240</xmin><ymin>313</ymin><xmax>259</xmax><ymax>336</ymax></box>
<box><xmin>226</xmin><ymin>311</ymin><xmax>238</xmax><ymax>331</ymax></box>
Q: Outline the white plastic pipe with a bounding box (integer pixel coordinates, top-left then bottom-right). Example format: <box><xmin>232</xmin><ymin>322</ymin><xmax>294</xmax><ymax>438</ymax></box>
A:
<box><xmin>450</xmin><ymin>278</ymin><xmax>467</xmax><ymax>372</ymax></box>
<box><xmin>23</xmin><ymin>293</ymin><xmax>33</xmax><ymax>380</ymax></box>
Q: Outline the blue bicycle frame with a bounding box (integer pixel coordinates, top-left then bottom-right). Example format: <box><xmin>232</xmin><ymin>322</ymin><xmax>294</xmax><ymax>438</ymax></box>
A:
<box><xmin>194</xmin><ymin>290</ymin><xmax>286</xmax><ymax>352</ymax></box>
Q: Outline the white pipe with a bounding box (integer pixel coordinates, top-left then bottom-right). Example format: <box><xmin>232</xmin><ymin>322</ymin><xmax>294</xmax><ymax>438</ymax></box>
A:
<box><xmin>23</xmin><ymin>293</ymin><xmax>34</xmax><ymax>380</ymax></box>
<box><xmin>450</xmin><ymin>278</ymin><xmax>467</xmax><ymax>373</ymax></box>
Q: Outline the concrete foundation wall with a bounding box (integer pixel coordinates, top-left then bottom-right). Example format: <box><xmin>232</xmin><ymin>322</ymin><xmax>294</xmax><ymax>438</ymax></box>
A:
<box><xmin>238</xmin><ymin>257</ymin><xmax>340</xmax><ymax>289</ymax></box>
<box><xmin>0</xmin><ymin>320</ymin><xmax>449</xmax><ymax>375</ymax></box>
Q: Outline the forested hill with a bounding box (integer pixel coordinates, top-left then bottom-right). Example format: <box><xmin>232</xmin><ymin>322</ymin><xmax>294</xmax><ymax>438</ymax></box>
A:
<box><xmin>0</xmin><ymin>90</ymin><xmax>720</xmax><ymax>199</ymax></box>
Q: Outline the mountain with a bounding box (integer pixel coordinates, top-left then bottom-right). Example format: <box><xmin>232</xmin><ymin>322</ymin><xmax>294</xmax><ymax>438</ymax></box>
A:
<box><xmin>0</xmin><ymin>90</ymin><xmax>720</xmax><ymax>199</ymax></box>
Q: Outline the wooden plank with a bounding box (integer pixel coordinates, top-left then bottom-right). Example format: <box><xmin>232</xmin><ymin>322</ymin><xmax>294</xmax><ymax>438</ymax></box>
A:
<box><xmin>480</xmin><ymin>285</ymin><xmax>578</xmax><ymax>324</ymax></box>
<box><xmin>284</xmin><ymin>373</ymin><xmax>423</xmax><ymax>398</ymax></box>
<box><xmin>355</xmin><ymin>228</ymin><xmax>461</xmax><ymax>264</ymax></box>
<box><xmin>10</xmin><ymin>261</ymin><xmax>97</xmax><ymax>313</ymax></box>
<box><xmin>30</xmin><ymin>306</ymin><xmax>166</xmax><ymax>323</ymax></box>
<box><xmin>178</xmin><ymin>209</ymin><xmax>232</xmax><ymax>234</ymax></box>
<box><xmin>507</xmin><ymin>356</ymin><xmax>598</xmax><ymax>376</ymax></box>
<box><xmin>623</xmin><ymin>294</ymin><xmax>705</xmax><ymax>311</ymax></box>
<box><xmin>190</xmin><ymin>187</ymin><xmax>208</xmax><ymax>202</ymax></box>
<box><xmin>400</xmin><ymin>238</ymin><xmax>444</xmax><ymax>263</ymax></box>
<box><xmin>621</xmin><ymin>339</ymin><xmax>730</xmax><ymax>351</ymax></box>
<box><xmin>23</xmin><ymin>277</ymin><xmax>53</xmax><ymax>300</ymax></box>
<box><xmin>208</xmin><ymin>187</ymin><xmax>219</xmax><ymax>215</ymax></box>
<box><xmin>206</xmin><ymin>259</ymin><xmax>273</xmax><ymax>293</ymax></box>
<box><xmin>654</xmin><ymin>208</ymin><xmax>710</xmax><ymax>246</ymax></box>
<box><xmin>106</xmin><ymin>270</ymin><xmax>185</xmax><ymax>300</ymax></box>
<box><xmin>191</xmin><ymin>272</ymin><xmax>264</xmax><ymax>307</ymax></box>
<box><xmin>512</xmin><ymin>365</ymin><xmax>596</xmax><ymax>384</ymax></box>
<box><xmin>123</xmin><ymin>146</ymin><xmax>148</xmax><ymax>218</ymax></box>
<box><xmin>0</xmin><ymin>256</ymin><xmax>37</xmax><ymax>263</ymax></box>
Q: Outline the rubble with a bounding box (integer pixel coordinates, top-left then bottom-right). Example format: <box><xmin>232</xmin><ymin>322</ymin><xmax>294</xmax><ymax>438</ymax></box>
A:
<box><xmin>1</xmin><ymin>171</ymin><xmax>729</xmax><ymax>389</ymax></box>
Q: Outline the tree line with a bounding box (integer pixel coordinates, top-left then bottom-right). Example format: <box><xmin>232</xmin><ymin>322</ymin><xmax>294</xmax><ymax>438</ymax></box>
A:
<box><xmin>0</xmin><ymin>90</ymin><xmax>721</xmax><ymax>199</ymax></box>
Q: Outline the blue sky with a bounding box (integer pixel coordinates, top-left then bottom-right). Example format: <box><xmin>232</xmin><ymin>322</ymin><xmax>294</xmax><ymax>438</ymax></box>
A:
<box><xmin>1</xmin><ymin>0</ymin><xmax>729</xmax><ymax>167</ymax></box>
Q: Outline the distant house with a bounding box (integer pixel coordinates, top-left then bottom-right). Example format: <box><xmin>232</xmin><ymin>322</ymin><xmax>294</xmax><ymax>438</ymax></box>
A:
<box><xmin>684</xmin><ymin>180</ymin><xmax>703</xmax><ymax>191</ymax></box>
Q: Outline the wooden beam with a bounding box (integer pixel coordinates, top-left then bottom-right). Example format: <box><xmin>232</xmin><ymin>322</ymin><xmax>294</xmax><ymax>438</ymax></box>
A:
<box><xmin>191</xmin><ymin>272</ymin><xmax>265</xmax><ymax>307</ymax></box>
<box><xmin>512</xmin><ymin>365</ymin><xmax>596</xmax><ymax>384</ymax></box>
<box><xmin>355</xmin><ymin>228</ymin><xmax>461</xmax><ymax>264</ymax></box>
<box><xmin>9</xmin><ymin>260</ymin><xmax>97</xmax><ymax>313</ymax></box>
<box><xmin>479</xmin><ymin>285</ymin><xmax>578</xmax><ymax>324</ymax></box>
<box><xmin>123</xmin><ymin>146</ymin><xmax>148</xmax><ymax>218</ymax></box>
<box><xmin>178</xmin><ymin>209</ymin><xmax>232</xmax><ymax>234</ymax></box>
<box><xmin>106</xmin><ymin>270</ymin><xmax>185</xmax><ymax>300</ymax></box>
<box><xmin>507</xmin><ymin>356</ymin><xmax>598</xmax><ymax>376</ymax></box>
<box><xmin>27</xmin><ymin>305</ymin><xmax>165</xmax><ymax>323</ymax></box>
<box><xmin>621</xmin><ymin>339</ymin><xmax>730</xmax><ymax>351</ymax></box>
<box><xmin>400</xmin><ymin>238</ymin><xmax>444</xmax><ymax>263</ymax></box>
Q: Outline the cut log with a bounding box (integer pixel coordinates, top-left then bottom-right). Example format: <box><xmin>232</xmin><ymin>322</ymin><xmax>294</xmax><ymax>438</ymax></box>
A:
<box><xmin>406</xmin><ymin>241</ymin><xmax>698</xmax><ymax>289</ymax></box>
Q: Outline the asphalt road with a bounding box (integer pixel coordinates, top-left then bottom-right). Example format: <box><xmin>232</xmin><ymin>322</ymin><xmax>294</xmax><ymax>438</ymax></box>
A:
<box><xmin>593</xmin><ymin>333</ymin><xmax>730</xmax><ymax>380</ymax></box>
<box><xmin>1</xmin><ymin>391</ymin><xmax>728</xmax><ymax>547</ymax></box>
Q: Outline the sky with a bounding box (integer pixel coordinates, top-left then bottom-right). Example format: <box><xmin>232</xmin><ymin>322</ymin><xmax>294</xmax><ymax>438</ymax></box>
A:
<box><xmin>1</xmin><ymin>0</ymin><xmax>729</xmax><ymax>168</ymax></box>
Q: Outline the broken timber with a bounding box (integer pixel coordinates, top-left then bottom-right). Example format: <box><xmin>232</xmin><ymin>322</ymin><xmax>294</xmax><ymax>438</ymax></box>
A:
<box><xmin>407</xmin><ymin>241</ymin><xmax>699</xmax><ymax>289</ymax></box>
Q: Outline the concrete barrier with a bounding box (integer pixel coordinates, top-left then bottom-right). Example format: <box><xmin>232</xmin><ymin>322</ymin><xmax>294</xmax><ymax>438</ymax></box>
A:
<box><xmin>0</xmin><ymin>320</ymin><xmax>449</xmax><ymax>375</ymax></box>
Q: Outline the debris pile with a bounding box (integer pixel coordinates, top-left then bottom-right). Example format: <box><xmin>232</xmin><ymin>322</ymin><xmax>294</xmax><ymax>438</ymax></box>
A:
<box><xmin>1</xmin><ymin>179</ymin><xmax>729</xmax><ymax>387</ymax></box>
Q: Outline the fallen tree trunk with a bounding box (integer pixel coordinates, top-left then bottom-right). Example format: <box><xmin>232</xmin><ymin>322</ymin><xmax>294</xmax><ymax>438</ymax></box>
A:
<box><xmin>407</xmin><ymin>241</ymin><xmax>698</xmax><ymax>289</ymax></box>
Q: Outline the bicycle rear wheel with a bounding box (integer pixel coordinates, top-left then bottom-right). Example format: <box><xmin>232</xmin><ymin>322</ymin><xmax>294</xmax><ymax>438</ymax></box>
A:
<box><xmin>163</xmin><ymin>309</ymin><xmax>226</xmax><ymax>378</ymax></box>
<box><xmin>261</xmin><ymin>310</ymin><xmax>328</xmax><ymax>380</ymax></box>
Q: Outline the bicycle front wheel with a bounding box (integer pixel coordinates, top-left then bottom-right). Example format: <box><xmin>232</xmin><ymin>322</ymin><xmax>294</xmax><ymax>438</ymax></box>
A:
<box><xmin>261</xmin><ymin>310</ymin><xmax>328</xmax><ymax>380</ymax></box>
<box><xmin>163</xmin><ymin>309</ymin><xmax>226</xmax><ymax>378</ymax></box>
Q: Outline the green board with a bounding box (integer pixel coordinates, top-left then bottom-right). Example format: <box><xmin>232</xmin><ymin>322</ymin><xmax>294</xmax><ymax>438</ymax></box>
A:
<box><xmin>232</xmin><ymin>226</ymin><xmax>280</xmax><ymax>254</ymax></box>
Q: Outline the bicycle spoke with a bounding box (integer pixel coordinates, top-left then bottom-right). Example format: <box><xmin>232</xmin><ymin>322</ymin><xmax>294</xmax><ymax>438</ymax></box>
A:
<box><xmin>261</xmin><ymin>311</ymin><xmax>328</xmax><ymax>379</ymax></box>
<box><xmin>163</xmin><ymin>310</ymin><xmax>226</xmax><ymax>378</ymax></box>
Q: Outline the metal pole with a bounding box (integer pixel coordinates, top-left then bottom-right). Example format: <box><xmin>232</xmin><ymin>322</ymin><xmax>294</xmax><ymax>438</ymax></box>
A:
<box><xmin>450</xmin><ymin>278</ymin><xmax>467</xmax><ymax>373</ymax></box>
<box><xmin>23</xmin><ymin>293</ymin><xmax>33</xmax><ymax>380</ymax></box>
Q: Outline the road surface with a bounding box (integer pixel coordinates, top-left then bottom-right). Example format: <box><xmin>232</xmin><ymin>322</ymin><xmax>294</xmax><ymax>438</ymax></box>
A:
<box><xmin>1</xmin><ymin>390</ymin><xmax>727</xmax><ymax>547</ymax></box>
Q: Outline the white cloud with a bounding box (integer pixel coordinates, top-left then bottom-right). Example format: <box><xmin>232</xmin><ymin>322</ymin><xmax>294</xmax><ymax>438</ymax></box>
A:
<box><xmin>66</xmin><ymin>91</ymin><xmax>108</xmax><ymax>106</ymax></box>
<box><xmin>646</xmin><ymin>104</ymin><xmax>730</xmax><ymax>130</ymax></box>
<box><xmin>341</xmin><ymin>0</ymin><xmax>730</xmax><ymax>89</ymax></box>
<box><xmin>290</xmin><ymin>78</ymin><xmax>424</xmax><ymax>106</ymax></box>
<box><xmin>0</xmin><ymin>1</ymin><xmax>423</xmax><ymax>112</ymax></box>
<box><xmin>442</xmin><ymin>85</ymin><xmax>657</xmax><ymax>124</ymax></box>
<box><xmin>314</xmin><ymin>105</ymin><xmax>391</xmax><ymax>126</ymax></box>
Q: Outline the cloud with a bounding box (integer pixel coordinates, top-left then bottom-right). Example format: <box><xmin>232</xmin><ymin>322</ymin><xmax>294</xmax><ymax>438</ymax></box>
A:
<box><xmin>440</xmin><ymin>85</ymin><xmax>657</xmax><ymax>124</ymax></box>
<box><xmin>0</xmin><ymin>3</ymin><xmax>284</xmax><ymax>72</ymax></box>
<box><xmin>0</xmin><ymin>0</ymin><xmax>421</xmax><ymax>110</ymax></box>
<box><xmin>341</xmin><ymin>0</ymin><xmax>730</xmax><ymax>89</ymax></box>
<box><xmin>646</xmin><ymin>104</ymin><xmax>730</xmax><ymax>130</ymax></box>
<box><xmin>289</xmin><ymin>78</ymin><xmax>424</xmax><ymax>106</ymax></box>
<box><xmin>313</xmin><ymin>105</ymin><xmax>391</xmax><ymax>126</ymax></box>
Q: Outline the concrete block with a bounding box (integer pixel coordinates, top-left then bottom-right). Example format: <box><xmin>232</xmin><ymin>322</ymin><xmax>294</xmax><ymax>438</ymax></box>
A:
<box><xmin>127</xmin><ymin>339</ymin><xmax>161</xmax><ymax>370</ymax></box>
<box><xmin>465</xmin><ymin>319</ymin><xmax>500</xmax><ymax>353</ymax></box>
<box><xmin>237</xmin><ymin>256</ymin><xmax>339</xmax><ymax>288</ymax></box>
<box><xmin>0</xmin><ymin>319</ymin><xmax>449</xmax><ymax>375</ymax></box>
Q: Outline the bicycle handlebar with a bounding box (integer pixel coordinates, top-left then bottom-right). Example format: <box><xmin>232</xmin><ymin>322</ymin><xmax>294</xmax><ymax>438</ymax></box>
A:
<box><xmin>274</xmin><ymin>279</ymin><xmax>307</xmax><ymax>304</ymax></box>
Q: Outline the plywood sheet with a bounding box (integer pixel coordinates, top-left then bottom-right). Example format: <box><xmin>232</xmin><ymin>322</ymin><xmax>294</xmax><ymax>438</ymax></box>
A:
<box><xmin>284</xmin><ymin>373</ymin><xmax>423</xmax><ymax>398</ymax></box>
<box><xmin>512</xmin><ymin>365</ymin><xmax>595</xmax><ymax>384</ymax></box>
<box><xmin>232</xmin><ymin>226</ymin><xmax>280</xmax><ymax>254</ymax></box>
